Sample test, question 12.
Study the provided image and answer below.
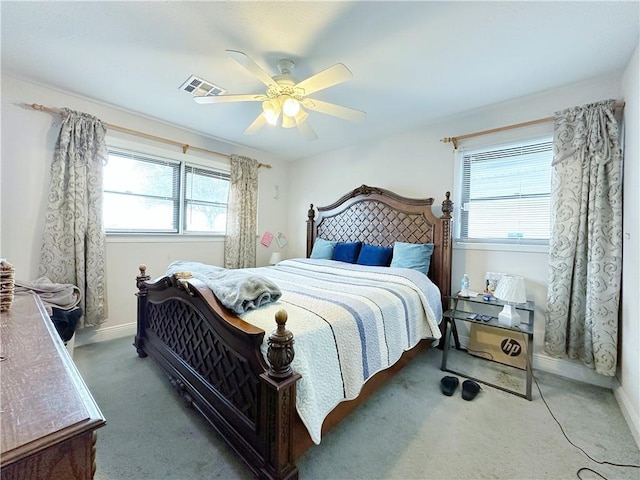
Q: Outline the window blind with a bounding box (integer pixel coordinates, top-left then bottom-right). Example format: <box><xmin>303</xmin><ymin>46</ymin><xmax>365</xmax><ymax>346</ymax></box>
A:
<box><xmin>183</xmin><ymin>166</ymin><xmax>230</xmax><ymax>233</ymax></box>
<box><xmin>459</xmin><ymin>139</ymin><xmax>552</xmax><ymax>243</ymax></box>
<box><xmin>104</xmin><ymin>150</ymin><xmax>180</xmax><ymax>233</ymax></box>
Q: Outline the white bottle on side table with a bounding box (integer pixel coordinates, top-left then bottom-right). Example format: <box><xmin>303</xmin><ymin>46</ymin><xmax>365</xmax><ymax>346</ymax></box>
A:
<box><xmin>460</xmin><ymin>273</ymin><xmax>470</xmax><ymax>297</ymax></box>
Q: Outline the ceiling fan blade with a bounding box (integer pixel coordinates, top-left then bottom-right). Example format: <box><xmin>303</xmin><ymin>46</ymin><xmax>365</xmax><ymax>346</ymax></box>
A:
<box><xmin>297</xmin><ymin>118</ymin><xmax>317</xmax><ymax>141</ymax></box>
<box><xmin>302</xmin><ymin>98</ymin><xmax>366</xmax><ymax>122</ymax></box>
<box><xmin>226</xmin><ymin>50</ymin><xmax>276</xmax><ymax>87</ymax></box>
<box><xmin>294</xmin><ymin>63</ymin><xmax>352</xmax><ymax>96</ymax></box>
<box><xmin>194</xmin><ymin>94</ymin><xmax>266</xmax><ymax>104</ymax></box>
<box><xmin>244</xmin><ymin>113</ymin><xmax>267</xmax><ymax>135</ymax></box>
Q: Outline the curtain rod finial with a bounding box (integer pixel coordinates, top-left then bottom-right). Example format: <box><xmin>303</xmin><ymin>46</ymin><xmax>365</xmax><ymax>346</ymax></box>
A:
<box><xmin>441</xmin><ymin>137</ymin><xmax>458</xmax><ymax>149</ymax></box>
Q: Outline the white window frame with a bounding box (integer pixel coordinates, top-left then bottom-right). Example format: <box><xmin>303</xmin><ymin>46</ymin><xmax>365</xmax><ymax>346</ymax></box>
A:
<box><xmin>453</xmin><ymin>136</ymin><xmax>553</xmax><ymax>248</ymax></box>
<box><xmin>103</xmin><ymin>146</ymin><xmax>230</xmax><ymax>236</ymax></box>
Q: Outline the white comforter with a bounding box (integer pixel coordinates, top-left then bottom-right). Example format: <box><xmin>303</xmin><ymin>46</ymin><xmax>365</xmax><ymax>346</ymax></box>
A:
<box><xmin>168</xmin><ymin>258</ymin><xmax>442</xmax><ymax>444</ymax></box>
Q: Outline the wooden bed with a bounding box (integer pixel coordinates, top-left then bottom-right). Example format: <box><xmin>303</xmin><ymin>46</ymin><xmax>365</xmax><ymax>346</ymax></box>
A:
<box><xmin>134</xmin><ymin>184</ymin><xmax>452</xmax><ymax>480</ymax></box>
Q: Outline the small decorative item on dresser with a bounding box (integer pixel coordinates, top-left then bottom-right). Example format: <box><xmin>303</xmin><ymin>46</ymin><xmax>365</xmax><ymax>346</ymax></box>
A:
<box><xmin>0</xmin><ymin>259</ymin><xmax>15</xmax><ymax>311</ymax></box>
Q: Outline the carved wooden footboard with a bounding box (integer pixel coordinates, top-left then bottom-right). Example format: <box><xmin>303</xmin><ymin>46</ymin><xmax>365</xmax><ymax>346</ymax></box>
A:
<box><xmin>134</xmin><ymin>268</ymin><xmax>300</xmax><ymax>480</ymax></box>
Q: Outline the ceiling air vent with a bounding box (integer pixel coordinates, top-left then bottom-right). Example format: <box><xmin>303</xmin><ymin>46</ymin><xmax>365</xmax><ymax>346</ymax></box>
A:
<box><xmin>180</xmin><ymin>75</ymin><xmax>226</xmax><ymax>97</ymax></box>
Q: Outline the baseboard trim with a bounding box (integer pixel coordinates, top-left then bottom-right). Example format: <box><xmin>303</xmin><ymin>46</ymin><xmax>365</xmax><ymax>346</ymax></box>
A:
<box><xmin>614</xmin><ymin>385</ymin><xmax>640</xmax><ymax>449</ymax></box>
<box><xmin>532</xmin><ymin>352</ymin><xmax>617</xmax><ymax>389</ymax></box>
<box><xmin>75</xmin><ymin>322</ymin><xmax>137</xmax><ymax>347</ymax></box>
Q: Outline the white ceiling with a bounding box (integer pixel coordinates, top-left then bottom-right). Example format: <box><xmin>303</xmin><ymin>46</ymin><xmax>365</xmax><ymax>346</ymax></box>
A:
<box><xmin>2</xmin><ymin>1</ymin><xmax>638</xmax><ymax>161</ymax></box>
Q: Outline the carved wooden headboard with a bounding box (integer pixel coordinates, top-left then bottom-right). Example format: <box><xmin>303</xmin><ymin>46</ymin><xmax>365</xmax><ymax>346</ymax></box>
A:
<box><xmin>305</xmin><ymin>184</ymin><xmax>453</xmax><ymax>304</ymax></box>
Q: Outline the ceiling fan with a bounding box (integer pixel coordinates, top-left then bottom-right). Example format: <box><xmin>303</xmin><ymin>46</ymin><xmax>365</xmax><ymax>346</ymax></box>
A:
<box><xmin>194</xmin><ymin>50</ymin><xmax>366</xmax><ymax>141</ymax></box>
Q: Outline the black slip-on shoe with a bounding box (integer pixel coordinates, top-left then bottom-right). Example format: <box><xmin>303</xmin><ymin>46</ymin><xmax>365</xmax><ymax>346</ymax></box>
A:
<box><xmin>462</xmin><ymin>380</ymin><xmax>481</xmax><ymax>401</ymax></box>
<box><xmin>440</xmin><ymin>376</ymin><xmax>459</xmax><ymax>396</ymax></box>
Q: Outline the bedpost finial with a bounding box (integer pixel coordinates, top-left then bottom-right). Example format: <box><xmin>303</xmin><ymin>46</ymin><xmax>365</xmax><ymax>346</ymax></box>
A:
<box><xmin>267</xmin><ymin>309</ymin><xmax>295</xmax><ymax>379</ymax></box>
<box><xmin>136</xmin><ymin>264</ymin><xmax>150</xmax><ymax>290</ymax></box>
<box><xmin>441</xmin><ymin>191</ymin><xmax>453</xmax><ymax>218</ymax></box>
<box><xmin>275</xmin><ymin>309</ymin><xmax>288</xmax><ymax>327</ymax></box>
<box><xmin>137</xmin><ymin>264</ymin><xmax>150</xmax><ymax>282</ymax></box>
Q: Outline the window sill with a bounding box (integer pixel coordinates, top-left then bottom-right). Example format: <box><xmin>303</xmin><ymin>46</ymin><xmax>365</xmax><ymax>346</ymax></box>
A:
<box><xmin>454</xmin><ymin>241</ymin><xmax>549</xmax><ymax>254</ymax></box>
<box><xmin>106</xmin><ymin>234</ymin><xmax>225</xmax><ymax>244</ymax></box>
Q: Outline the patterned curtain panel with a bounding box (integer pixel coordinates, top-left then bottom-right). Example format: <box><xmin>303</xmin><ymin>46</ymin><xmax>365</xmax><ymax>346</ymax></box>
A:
<box><xmin>39</xmin><ymin>108</ymin><xmax>108</xmax><ymax>327</ymax></box>
<box><xmin>545</xmin><ymin>100</ymin><xmax>622</xmax><ymax>376</ymax></box>
<box><xmin>224</xmin><ymin>154</ymin><xmax>258</xmax><ymax>269</ymax></box>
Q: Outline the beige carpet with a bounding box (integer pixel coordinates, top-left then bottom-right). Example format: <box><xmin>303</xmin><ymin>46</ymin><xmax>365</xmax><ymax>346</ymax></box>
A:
<box><xmin>74</xmin><ymin>337</ymin><xmax>639</xmax><ymax>480</ymax></box>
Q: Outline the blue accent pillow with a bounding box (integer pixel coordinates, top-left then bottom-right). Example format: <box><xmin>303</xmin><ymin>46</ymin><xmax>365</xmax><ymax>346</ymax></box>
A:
<box><xmin>390</xmin><ymin>242</ymin><xmax>435</xmax><ymax>275</ymax></box>
<box><xmin>357</xmin><ymin>244</ymin><xmax>393</xmax><ymax>266</ymax></box>
<box><xmin>310</xmin><ymin>238</ymin><xmax>337</xmax><ymax>259</ymax></box>
<box><xmin>332</xmin><ymin>242</ymin><xmax>362</xmax><ymax>263</ymax></box>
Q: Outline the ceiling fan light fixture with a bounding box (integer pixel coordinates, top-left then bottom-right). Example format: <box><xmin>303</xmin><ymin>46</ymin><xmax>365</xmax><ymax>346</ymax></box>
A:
<box><xmin>281</xmin><ymin>113</ymin><xmax>296</xmax><ymax>129</ymax></box>
<box><xmin>262</xmin><ymin>99</ymin><xmax>281</xmax><ymax>125</ymax></box>
<box><xmin>282</xmin><ymin>96</ymin><xmax>301</xmax><ymax>117</ymax></box>
<box><xmin>294</xmin><ymin>108</ymin><xmax>309</xmax><ymax>124</ymax></box>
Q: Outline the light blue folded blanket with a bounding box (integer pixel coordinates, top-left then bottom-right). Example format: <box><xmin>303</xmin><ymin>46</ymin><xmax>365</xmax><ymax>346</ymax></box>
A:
<box><xmin>166</xmin><ymin>261</ymin><xmax>282</xmax><ymax>315</ymax></box>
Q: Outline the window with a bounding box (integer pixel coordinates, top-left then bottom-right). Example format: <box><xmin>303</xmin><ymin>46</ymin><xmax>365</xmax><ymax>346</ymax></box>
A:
<box><xmin>103</xmin><ymin>149</ymin><xmax>229</xmax><ymax>234</ymax></box>
<box><xmin>183</xmin><ymin>166</ymin><xmax>229</xmax><ymax>233</ymax></box>
<box><xmin>458</xmin><ymin>138</ymin><xmax>552</xmax><ymax>244</ymax></box>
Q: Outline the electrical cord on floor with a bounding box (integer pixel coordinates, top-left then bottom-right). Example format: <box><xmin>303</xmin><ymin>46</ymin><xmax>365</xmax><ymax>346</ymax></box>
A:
<box><xmin>464</xmin><ymin>346</ymin><xmax>494</xmax><ymax>361</ymax></box>
<box><xmin>576</xmin><ymin>467</ymin><xmax>609</xmax><ymax>480</ymax></box>
<box><xmin>511</xmin><ymin>329</ymin><xmax>640</xmax><ymax>480</ymax></box>
<box><xmin>531</xmin><ymin>368</ymin><xmax>640</xmax><ymax>478</ymax></box>
<box><xmin>447</xmin><ymin>325</ymin><xmax>639</xmax><ymax>480</ymax></box>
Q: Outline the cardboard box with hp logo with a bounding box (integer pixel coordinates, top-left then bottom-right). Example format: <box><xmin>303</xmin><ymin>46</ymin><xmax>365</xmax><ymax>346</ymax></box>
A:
<box><xmin>467</xmin><ymin>324</ymin><xmax>527</xmax><ymax>370</ymax></box>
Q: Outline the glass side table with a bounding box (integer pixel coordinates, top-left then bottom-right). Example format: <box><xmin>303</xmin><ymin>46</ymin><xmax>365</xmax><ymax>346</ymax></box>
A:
<box><xmin>440</xmin><ymin>294</ymin><xmax>534</xmax><ymax>400</ymax></box>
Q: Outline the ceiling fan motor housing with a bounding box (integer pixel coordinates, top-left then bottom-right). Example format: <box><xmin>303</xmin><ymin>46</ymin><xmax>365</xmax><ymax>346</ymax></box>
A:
<box><xmin>277</xmin><ymin>59</ymin><xmax>295</xmax><ymax>76</ymax></box>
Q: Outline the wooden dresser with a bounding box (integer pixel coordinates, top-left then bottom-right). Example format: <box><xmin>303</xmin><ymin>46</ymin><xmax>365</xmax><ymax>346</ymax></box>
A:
<box><xmin>1</xmin><ymin>293</ymin><xmax>106</xmax><ymax>479</ymax></box>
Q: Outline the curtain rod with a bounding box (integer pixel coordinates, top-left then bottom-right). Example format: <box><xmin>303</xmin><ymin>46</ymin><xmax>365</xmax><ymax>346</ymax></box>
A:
<box><xmin>29</xmin><ymin>103</ymin><xmax>272</xmax><ymax>169</ymax></box>
<box><xmin>440</xmin><ymin>101</ymin><xmax>625</xmax><ymax>149</ymax></box>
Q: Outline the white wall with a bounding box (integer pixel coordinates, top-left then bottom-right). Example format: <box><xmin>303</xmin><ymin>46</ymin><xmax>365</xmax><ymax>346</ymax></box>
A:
<box><xmin>288</xmin><ymin>72</ymin><xmax>626</xmax><ymax>391</ymax></box>
<box><xmin>0</xmin><ymin>75</ymin><xmax>291</xmax><ymax>344</ymax></box>
<box><xmin>618</xmin><ymin>43</ymin><xmax>640</xmax><ymax>447</ymax></box>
